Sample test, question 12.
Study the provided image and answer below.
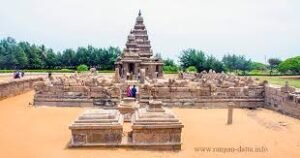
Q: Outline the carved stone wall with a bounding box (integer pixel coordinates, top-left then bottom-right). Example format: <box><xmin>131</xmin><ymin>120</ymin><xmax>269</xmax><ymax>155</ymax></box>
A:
<box><xmin>33</xmin><ymin>74</ymin><xmax>121</xmax><ymax>107</ymax></box>
<box><xmin>265</xmin><ymin>85</ymin><xmax>300</xmax><ymax>119</ymax></box>
<box><xmin>139</xmin><ymin>79</ymin><xmax>265</xmax><ymax>108</ymax></box>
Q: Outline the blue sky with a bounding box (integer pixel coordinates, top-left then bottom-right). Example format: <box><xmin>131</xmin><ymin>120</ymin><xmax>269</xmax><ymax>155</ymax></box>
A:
<box><xmin>0</xmin><ymin>0</ymin><xmax>299</xmax><ymax>63</ymax></box>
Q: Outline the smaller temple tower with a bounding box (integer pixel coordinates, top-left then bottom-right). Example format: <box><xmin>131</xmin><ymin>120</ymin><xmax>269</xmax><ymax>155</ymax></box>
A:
<box><xmin>115</xmin><ymin>10</ymin><xmax>164</xmax><ymax>80</ymax></box>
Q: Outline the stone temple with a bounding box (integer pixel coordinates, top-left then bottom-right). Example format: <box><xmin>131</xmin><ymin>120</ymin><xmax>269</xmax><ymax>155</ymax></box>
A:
<box><xmin>31</xmin><ymin>11</ymin><xmax>300</xmax><ymax>150</ymax></box>
<box><xmin>115</xmin><ymin>10</ymin><xmax>164</xmax><ymax>80</ymax></box>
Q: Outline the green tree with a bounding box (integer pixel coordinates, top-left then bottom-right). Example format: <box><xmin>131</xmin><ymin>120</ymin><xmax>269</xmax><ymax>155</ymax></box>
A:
<box><xmin>251</xmin><ymin>62</ymin><xmax>267</xmax><ymax>70</ymax></box>
<box><xmin>222</xmin><ymin>54</ymin><xmax>252</xmax><ymax>74</ymax></box>
<box><xmin>268</xmin><ymin>58</ymin><xmax>282</xmax><ymax>76</ymax></box>
<box><xmin>179</xmin><ymin>49</ymin><xmax>206</xmax><ymax>72</ymax></box>
<box><xmin>62</xmin><ymin>49</ymin><xmax>76</xmax><ymax>68</ymax></box>
<box><xmin>278</xmin><ymin>56</ymin><xmax>300</xmax><ymax>74</ymax></box>
<box><xmin>222</xmin><ymin>54</ymin><xmax>238</xmax><ymax>72</ymax></box>
<box><xmin>205</xmin><ymin>55</ymin><xmax>225</xmax><ymax>73</ymax></box>
<box><xmin>236</xmin><ymin>56</ymin><xmax>252</xmax><ymax>75</ymax></box>
<box><xmin>163</xmin><ymin>58</ymin><xmax>178</xmax><ymax>73</ymax></box>
<box><xmin>164</xmin><ymin>58</ymin><xmax>176</xmax><ymax>67</ymax></box>
<box><xmin>45</xmin><ymin>49</ymin><xmax>58</xmax><ymax>68</ymax></box>
<box><xmin>0</xmin><ymin>37</ymin><xmax>28</xmax><ymax>69</ymax></box>
<box><xmin>97</xmin><ymin>47</ymin><xmax>121</xmax><ymax>70</ymax></box>
<box><xmin>14</xmin><ymin>47</ymin><xmax>28</xmax><ymax>69</ymax></box>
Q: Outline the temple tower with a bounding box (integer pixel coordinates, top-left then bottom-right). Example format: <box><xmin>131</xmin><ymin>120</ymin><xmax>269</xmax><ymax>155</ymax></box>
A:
<box><xmin>115</xmin><ymin>10</ymin><xmax>164</xmax><ymax>80</ymax></box>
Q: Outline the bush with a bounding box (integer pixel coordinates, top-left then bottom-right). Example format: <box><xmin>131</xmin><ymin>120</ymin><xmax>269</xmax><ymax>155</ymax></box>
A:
<box><xmin>76</xmin><ymin>64</ymin><xmax>89</xmax><ymax>72</ymax></box>
<box><xmin>186</xmin><ymin>66</ymin><xmax>197</xmax><ymax>72</ymax></box>
<box><xmin>163</xmin><ymin>65</ymin><xmax>178</xmax><ymax>73</ymax></box>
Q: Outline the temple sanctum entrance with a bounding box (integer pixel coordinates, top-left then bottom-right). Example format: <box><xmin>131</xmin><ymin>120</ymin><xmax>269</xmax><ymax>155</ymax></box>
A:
<box><xmin>129</xmin><ymin>63</ymin><xmax>135</xmax><ymax>74</ymax></box>
<box><xmin>128</xmin><ymin>63</ymin><xmax>135</xmax><ymax>80</ymax></box>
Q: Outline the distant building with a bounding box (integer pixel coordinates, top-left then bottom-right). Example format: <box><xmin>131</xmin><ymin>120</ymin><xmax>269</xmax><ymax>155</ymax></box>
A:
<box><xmin>115</xmin><ymin>10</ymin><xmax>163</xmax><ymax>80</ymax></box>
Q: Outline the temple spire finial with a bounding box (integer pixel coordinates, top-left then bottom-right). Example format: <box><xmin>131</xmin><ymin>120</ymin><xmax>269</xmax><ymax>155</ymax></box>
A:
<box><xmin>138</xmin><ymin>10</ymin><xmax>142</xmax><ymax>16</ymax></box>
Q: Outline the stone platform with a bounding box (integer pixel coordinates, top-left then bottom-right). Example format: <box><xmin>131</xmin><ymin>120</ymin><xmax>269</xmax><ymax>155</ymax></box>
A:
<box><xmin>131</xmin><ymin>100</ymin><xmax>184</xmax><ymax>150</ymax></box>
<box><xmin>69</xmin><ymin>101</ymin><xmax>184</xmax><ymax>150</ymax></box>
<box><xmin>117</xmin><ymin>97</ymin><xmax>139</xmax><ymax>122</ymax></box>
<box><xmin>69</xmin><ymin>109</ymin><xmax>123</xmax><ymax>146</ymax></box>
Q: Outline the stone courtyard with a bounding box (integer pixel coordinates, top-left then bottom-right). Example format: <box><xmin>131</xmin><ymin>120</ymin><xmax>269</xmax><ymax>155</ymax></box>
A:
<box><xmin>29</xmin><ymin>11</ymin><xmax>300</xmax><ymax>150</ymax></box>
<box><xmin>0</xmin><ymin>10</ymin><xmax>299</xmax><ymax>156</ymax></box>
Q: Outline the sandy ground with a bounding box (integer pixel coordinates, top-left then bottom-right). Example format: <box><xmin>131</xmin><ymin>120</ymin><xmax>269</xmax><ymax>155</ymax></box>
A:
<box><xmin>0</xmin><ymin>73</ymin><xmax>115</xmax><ymax>83</ymax></box>
<box><xmin>0</xmin><ymin>92</ymin><xmax>300</xmax><ymax>158</ymax></box>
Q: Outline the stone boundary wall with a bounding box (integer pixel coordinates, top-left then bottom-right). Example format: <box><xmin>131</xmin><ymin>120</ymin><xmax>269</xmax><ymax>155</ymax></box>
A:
<box><xmin>139</xmin><ymin>85</ymin><xmax>265</xmax><ymax>108</ymax></box>
<box><xmin>0</xmin><ymin>77</ymin><xmax>44</xmax><ymax>100</ymax></box>
<box><xmin>265</xmin><ymin>85</ymin><xmax>300</xmax><ymax>119</ymax></box>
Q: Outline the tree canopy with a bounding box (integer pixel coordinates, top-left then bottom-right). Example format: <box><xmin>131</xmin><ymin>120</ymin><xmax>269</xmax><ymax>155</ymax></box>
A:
<box><xmin>278</xmin><ymin>56</ymin><xmax>300</xmax><ymax>74</ymax></box>
<box><xmin>222</xmin><ymin>54</ymin><xmax>252</xmax><ymax>74</ymax></box>
<box><xmin>268</xmin><ymin>58</ymin><xmax>282</xmax><ymax>75</ymax></box>
<box><xmin>163</xmin><ymin>58</ymin><xmax>179</xmax><ymax>73</ymax></box>
<box><xmin>179</xmin><ymin>49</ymin><xmax>225</xmax><ymax>72</ymax></box>
<box><xmin>251</xmin><ymin>62</ymin><xmax>267</xmax><ymax>71</ymax></box>
<box><xmin>1</xmin><ymin>37</ymin><xmax>299</xmax><ymax>76</ymax></box>
<box><xmin>0</xmin><ymin>37</ymin><xmax>121</xmax><ymax>70</ymax></box>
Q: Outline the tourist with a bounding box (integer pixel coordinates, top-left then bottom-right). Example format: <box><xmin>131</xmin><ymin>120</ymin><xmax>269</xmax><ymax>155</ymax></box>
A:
<box><xmin>137</xmin><ymin>72</ymin><xmax>140</xmax><ymax>80</ymax></box>
<box><xmin>13</xmin><ymin>71</ymin><xmax>20</xmax><ymax>79</ymax></box>
<box><xmin>131</xmin><ymin>85</ymin><xmax>137</xmax><ymax>98</ymax></box>
<box><xmin>48</xmin><ymin>72</ymin><xmax>53</xmax><ymax>80</ymax></box>
<box><xmin>126</xmin><ymin>85</ymin><xmax>131</xmax><ymax>97</ymax></box>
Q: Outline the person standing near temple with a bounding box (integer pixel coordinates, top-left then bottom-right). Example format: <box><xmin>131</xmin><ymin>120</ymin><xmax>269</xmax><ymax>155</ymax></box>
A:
<box><xmin>131</xmin><ymin>85</ymin><xmax>137</xmax><ymax>98</ymax></box>
<box><xmin>21</xmin><ymin>71</ymin><xmax>25</xmax><ymax>77</ymax></box>
<box><xmin>126</xmin><ymin>85</ymin><xmax>131</xmax><ymax>97</ymax></box>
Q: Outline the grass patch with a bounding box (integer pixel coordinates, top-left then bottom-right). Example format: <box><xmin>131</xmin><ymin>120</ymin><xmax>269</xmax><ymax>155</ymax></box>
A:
<box><xmin>255</xmin><ymin>76</ymin><xmax>300</xmax><ymax>88</ymax></box>
<box><xmin>98</xmin><ymin>70</ymin><xmax>114</xmax><ymax>73</ymax></box>
<box><xmin>163</xmin><ymin>71</ymin><xmax>178</xmax><ymax>74</ymax></box>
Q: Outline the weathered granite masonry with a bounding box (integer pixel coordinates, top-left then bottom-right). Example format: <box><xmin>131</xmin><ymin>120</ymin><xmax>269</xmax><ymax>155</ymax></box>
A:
<box><xmin>115</xmin><ymin>10</ymin><xmax>163</xmax><ymax>80</ymax></box>
<box><xmin>69</xmin><ymin>109</ymin><xmax>123</xmax><ymax>146</ymax></box>
<box><xmin>0</xmin><ymin>77</ymin><xmax>43</xmax><ymax>100</ymax></box>
<box><xmin>69</xmin><ymin>101</ymin><xmax>183</xmax><ymax>150</ymax></box>
<box><xmin>139</xmin><ymin>71</ymin><xmax>266</xmax><ymax>108</ymax></box>
<box><xmin>33</xmin><ymin>73</ymin><xmax>121</xmax><ymax>107</ymax></box>
<box><xmin>265</xmin><ymin>83</ymin><xmax>300</xmax><ymax>119</ymax></box>
<box><xmin>131</xmin><ymin>100</ymin><xmax>183</xmax><ymax>150</ymax></box>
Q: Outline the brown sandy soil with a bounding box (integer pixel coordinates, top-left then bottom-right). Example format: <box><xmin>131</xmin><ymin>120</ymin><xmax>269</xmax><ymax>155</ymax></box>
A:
<box><xmin>0</xmin><ymin>92</ymin><xmax>300</xmax><ymax>158</ymax></box>
<box><xmin>0</xmin><ymin>73</ymin><xmax>66</xmax><ymax>83</ymax></box>
<box><xmin>0</xmin><ymin>73</ymin><xmax>115</xmax><ymax>83</ymax></box>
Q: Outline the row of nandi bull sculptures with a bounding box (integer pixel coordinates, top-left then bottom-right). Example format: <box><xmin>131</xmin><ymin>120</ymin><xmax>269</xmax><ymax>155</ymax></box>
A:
<box><xmin>139</xmin><ymin>70</ymin><xmax>266</xmax><ymax>107</ymax></box>
<box><xmin>34</xmin><ymin>71</ymin><xmax>121</xmax><ymax>107</ymax></box>
<box><xmin>33</xmin><ymin>69</ymin><xmax>267</xmax><ymax>108</ymax></box>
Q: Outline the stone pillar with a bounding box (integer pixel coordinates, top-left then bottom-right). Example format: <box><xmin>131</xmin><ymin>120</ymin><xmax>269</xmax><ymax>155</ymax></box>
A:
<box><xmin>159</xmin><ymin>65</ymin><xmax>163</xmax><ymax>78</ymax></box>
<box><xmin>114</xmin><ymin>68</ymin><xmax>121</xmax><ymax>83</ymax></box>
<box><xmin>151</xmin><ymin>65</ymin><xmax>156</xmax><ymax>79</ymax></box>
<box><xmin>124</xmin><ymin>63</ymin><xmax>129</xmax><ymax>79</ymax></box>
<box><xmin>140</xmin><ymin>69</ymin><xmax>145</xmax><ymax>84</ymax></box>
<box><xmin>227</xmin><ymin>102</ymin><xmax>234</xmax><ymax>125</ymax></box>
<box><xmin>134</xmin><ymin>63</ymin><xmax>139</xmax><ymax>80</ymax></box>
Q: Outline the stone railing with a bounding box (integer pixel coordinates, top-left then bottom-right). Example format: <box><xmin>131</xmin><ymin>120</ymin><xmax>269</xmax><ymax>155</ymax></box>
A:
<box><xmin>0</xmin><ymin>77</ymin><xmax>44</xmax><ymax>100</ymax></box>
<box><xmin>265</xmin><ymin>84</ymin><xmax>300</xmax><ymax>119</ymax></box>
